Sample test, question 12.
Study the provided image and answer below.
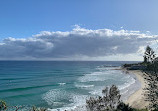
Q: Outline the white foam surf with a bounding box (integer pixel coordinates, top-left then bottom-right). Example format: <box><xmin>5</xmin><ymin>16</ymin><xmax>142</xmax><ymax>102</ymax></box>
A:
<box><xmin>78</xmin><ymin>71</ymin><xmax>109</xmax><ymax>82</ymax></box>
<box><xmin>58</xmin><ymin>83</ymin><xmax>66</xmax><ymax>86</ymax></box>
<box><xmin>75</xmin><ymin>84</ymin><xmax>94</xmax><ymax>88</ymax></box>
<box><xmin>45</xmin><ymin>66</ymin><xmax>141</xmax><ymax>111</ymax></box>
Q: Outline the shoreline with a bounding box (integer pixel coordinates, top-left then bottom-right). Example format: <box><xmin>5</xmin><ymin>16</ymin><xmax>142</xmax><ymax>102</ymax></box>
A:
<box><xmin>125</xmin><ymin>69</ymin><xmax>149</xmax><ymax>109</ymax></box>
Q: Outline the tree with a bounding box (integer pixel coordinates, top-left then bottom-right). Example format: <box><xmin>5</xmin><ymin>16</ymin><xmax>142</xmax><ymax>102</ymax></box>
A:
<box><xmin>86</xmin><ymin>85</ymin><xmax>121</xmax><ymax>111</ymax></box>
<box><xmin>144</xmin><ymin>46</ymin><xmax>156</xmax><ymax>63</ymax></box>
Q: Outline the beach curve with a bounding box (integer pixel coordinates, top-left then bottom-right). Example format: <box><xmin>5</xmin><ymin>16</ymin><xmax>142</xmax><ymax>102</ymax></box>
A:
<box><xmin>125</xmin><ymin>70</ymin><xmax>149</xmax><ymax>109</ymax></box>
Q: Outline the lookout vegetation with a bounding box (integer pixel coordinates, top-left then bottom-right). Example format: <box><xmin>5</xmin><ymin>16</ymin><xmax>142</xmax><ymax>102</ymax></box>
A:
<box><xmin>143</xmin><ymin>46</ymin><xmax>158</xmax><ymax>110</ymax></box>
<box><xmin>86</xmin><ymin>85</ymin><xmax>121</xmax><ymax>111</ymax></box>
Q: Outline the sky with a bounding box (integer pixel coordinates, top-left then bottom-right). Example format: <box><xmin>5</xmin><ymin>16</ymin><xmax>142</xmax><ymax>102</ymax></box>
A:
<box><xmin>0</xmin><ymin>0</ymin><xmax>158</xmax><ymax>61</ymax></box>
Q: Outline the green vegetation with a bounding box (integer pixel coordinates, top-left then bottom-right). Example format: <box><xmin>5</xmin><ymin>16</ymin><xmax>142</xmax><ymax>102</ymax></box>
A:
<box><xmin>32</xmin><ymin>106</ymin><xmax>47</xmax><ymax>111</ymax></box>
<box><xmin>0</xmin><ymin>100</ymin><xmax>47</xmax><ymax>111</ymax></box>
<box><xmin>116</xmin><ymin>102</ymin><xmax>148</xmax><ymax>111</ymax></box>
<box><xmin>86</xmin><ymin>85</ymin><xmax>121</xmax><ymax>111</ymax></box>
<box><xmin>143</xmin><ymin>46</ymin><xmax>158</xmax><ymax>110</ymax></box>
<box><xmin>144</xmin><ymin>45</ymin><xmax>156</xmax><ymax>63</ymax></box>
<box><xmin>144</xmin><ymin>62</ymin><xmax>158</xmax><ymax>110</ymax></box>
<box><xmin>0</xmin><ymin>100</ymin><xmax>7</xmax><ymax>110</ymax></box>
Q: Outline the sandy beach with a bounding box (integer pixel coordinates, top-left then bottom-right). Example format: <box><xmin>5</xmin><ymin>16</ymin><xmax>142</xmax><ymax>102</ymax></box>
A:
<box><xmin>126</xmin><ymin>70</ymin><xmax>149</xmax><ymax>109</ymax></box>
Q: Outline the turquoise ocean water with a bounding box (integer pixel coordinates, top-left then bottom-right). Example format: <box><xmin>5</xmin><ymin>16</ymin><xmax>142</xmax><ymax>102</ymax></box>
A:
<box><xmin>0</xmin><ymin>61</ymin><xmax>140</xmax><ymax>111</ymax></box>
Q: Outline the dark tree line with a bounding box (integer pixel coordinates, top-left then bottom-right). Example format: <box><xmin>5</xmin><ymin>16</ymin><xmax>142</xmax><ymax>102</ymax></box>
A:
<box><xmin>143</xmin><ymin>46</ymin><xmax>158</xmax><ymax>111</ymax></box>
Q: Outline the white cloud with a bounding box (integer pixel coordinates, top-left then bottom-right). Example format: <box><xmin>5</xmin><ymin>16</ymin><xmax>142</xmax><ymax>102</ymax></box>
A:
<box><xmin>0</xmin><ymin>26</ymin><xmax>158</xmax><ymax>61</ymax></box>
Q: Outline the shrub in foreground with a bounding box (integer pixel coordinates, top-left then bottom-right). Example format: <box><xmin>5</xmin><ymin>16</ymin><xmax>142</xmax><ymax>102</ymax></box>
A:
<box><xmin>0</xmin><ymin>100</ymin><xmax>7</xmax><ymax>110</ymax></box>
<box><xmin>86</xmin><ymin>85</ymin><xmax>121</xmax><ymax>111</ymax></box>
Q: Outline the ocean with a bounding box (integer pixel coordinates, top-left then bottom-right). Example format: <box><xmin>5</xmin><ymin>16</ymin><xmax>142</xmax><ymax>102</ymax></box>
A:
<box><xmin>0</xmin><ymin>61</ymin><xmax>141</xmax><ymax>111</ymax></box>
